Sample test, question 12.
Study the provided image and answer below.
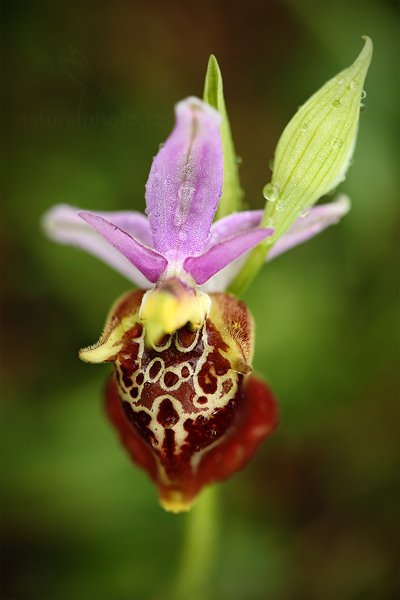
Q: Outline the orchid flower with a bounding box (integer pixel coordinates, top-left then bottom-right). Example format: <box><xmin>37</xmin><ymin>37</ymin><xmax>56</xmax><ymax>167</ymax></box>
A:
<box><xmin>43</xmin><ymin>38</ymin><xmax>372</xmax><ymax>512</ymax></box>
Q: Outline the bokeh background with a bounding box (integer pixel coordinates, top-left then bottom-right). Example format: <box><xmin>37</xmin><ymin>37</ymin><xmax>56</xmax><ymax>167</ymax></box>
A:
<box><xmin>1</xmin><ymin>1</ymin><xmax>399</xmax><ymax>599</ymax></box>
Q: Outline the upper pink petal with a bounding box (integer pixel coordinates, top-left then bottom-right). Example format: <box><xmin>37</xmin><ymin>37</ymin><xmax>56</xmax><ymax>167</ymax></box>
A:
<box><xmin>145</xmin><ymin>97</ymin><xmax>223</xmax><ymax>262</ymax></box>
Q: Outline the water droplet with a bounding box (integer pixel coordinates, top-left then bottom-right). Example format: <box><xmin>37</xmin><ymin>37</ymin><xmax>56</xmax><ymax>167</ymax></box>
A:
<box><xmin>268</xmin><ymin>158</ymin><xmax>275</xmax><ymax>172</ymax></box>
<box><xmin>276</xmin><ymin>201</ymin><xmax>284</xmax><ymax>213</ymax></box>
<box><xmin>350</xmin><ymin>79</ymin><xmax>359</xmax><ymax>90</ymax></box>
<box><xmin>235</xmin><ymin>155</ymin><xmax>242</xmax><ymax>165</ymax></box>
<box><xmin>361</xmin><ymin>90</ymin><xmax>367</xmax><ymax>99</ymax></box>
<box><xmin>174</xmin><ymin>184</ymin><xmax>196</xmax><ymax>226</ymax></box>
<box><xmin>300</xmin><ymin>122</ymin><xmax>308</xmax><ymax>132</ymax></box>
<box><xmin>360</xmin><ymin>103</ymin><xmax>366</xmax><ymax>113</ymax></box>
<box><xmin>299</xmin><ymin>207</ymin><xmax>310</xmax><ymax>219</ymax></box>
<box><xmin>332</xmin><ymin>99</ymin><xmax>341</xmax><ymax>108</ymax></box>
<box><xmin>178</xmin><ymin>184</ymin><xmax>196</xmax><ymax>202</ymax></box>
<box><xmin>263</xmin><ymin>183</ymin><xmax>280</xmax><ymax>203</ymax></box>
<box><xmin>330</xmin><ymin>136</ymin><xmax>344</xmax><ymax>150</ymax></box>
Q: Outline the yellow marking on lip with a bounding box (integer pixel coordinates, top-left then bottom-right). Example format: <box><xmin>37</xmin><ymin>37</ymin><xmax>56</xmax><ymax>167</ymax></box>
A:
<box><xmin>159</xmin><ymin>490</ymin><xmax>194</xmax><ymax>513</ymax></box>
<box><xmin>79</xmin><ymin>313</ymin><xmax>138</xmax><ymax>364</ymax></box>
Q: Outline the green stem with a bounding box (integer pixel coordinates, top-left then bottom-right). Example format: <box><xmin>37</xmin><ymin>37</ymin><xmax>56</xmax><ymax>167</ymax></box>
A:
<box><xmin>228</xmin><ymin>243</ymin><xmax>270</xmax><ymax>297</ymax></box>
<box><xmin>173</xmin><ymin>485</ymin><xmax>219</xmax><ymax>600</ymax></box>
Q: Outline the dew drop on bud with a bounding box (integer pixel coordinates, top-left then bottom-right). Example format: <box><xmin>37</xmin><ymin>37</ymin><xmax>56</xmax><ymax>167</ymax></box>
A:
<box><xmin>350</xmin><ymin>79</ymin><xmax>359</xmax><ymax>90</ymax></box>
<box><xmin>299</xmin><ymin>206</ymin><xmax>311</xmax><ymax>219</ymax></box>
<box><xmin>361</xmin><ymin>90</ymin><xmax>367</xmax><ymax>99</ymax></box>
<box><xmin>263</xmin><ymin>183</ymin><xmax>280</xmax><ymax>203</ymax></box>
<box><xmin>332</xmin><ymin>99</ymin><xmax>341</xmax><ymax>108</ymax></box>
<box><xmin>300</xmin><ymin>122</ymin><xmax>308</xmax><ymax>132</ymax></box>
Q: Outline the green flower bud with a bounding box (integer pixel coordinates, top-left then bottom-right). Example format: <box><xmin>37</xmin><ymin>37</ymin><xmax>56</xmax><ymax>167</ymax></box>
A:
<box><xmin>263</xmin><ymin>36</ymin><xmax>373</xmax><ymax>242</ymax></box>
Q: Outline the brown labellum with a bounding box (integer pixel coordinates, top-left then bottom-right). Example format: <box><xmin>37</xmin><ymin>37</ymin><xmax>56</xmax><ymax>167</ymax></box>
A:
<box><xmin>80</xmin><ymin>289</ymin><xmax>278</xmax><ymax>512</ymax></box>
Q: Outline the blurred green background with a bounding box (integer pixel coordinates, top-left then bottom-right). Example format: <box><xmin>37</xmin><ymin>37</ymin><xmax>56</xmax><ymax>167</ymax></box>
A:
<box><xmin>1</xmin><ymin>1</ymin><xmax>399</xmax><ymax>599</ymax></box>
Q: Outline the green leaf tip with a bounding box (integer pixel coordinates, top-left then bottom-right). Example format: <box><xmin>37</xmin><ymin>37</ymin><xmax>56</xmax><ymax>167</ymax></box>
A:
<box><xmin>203</xmin><ymin>54</ymin><xmax>219</xmax><ymax>107</ymax></box>
<box><xmin>203</xmin><ymin>54</ymin><xmax>243</xmax><ymax>219</ymax></box>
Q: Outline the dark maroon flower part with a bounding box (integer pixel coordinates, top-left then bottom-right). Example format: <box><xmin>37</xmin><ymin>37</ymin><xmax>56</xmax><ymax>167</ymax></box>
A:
<box><xmin>80</xmin><ymin>289</ymin><xmax>278</xmax><ymax>512</ymax></box>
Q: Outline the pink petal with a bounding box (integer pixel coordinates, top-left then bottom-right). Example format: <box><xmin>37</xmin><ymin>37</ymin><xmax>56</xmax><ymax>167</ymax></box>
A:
<box><xmin>202</xmin><ymin>195</ymin><xmax>350</xmax><ymax>292</ymax></box>
<box><xmin>184</xmin><ymin>228</ymin><xmax>273</xmax><ymax>285</ymax></box>
<box><xmin>209</xmin><ymin>210</ymin><xmax>264</xmax><ymax>245</ymax></box>
<box><xmin>79</xmin><ymin>212</ymin><xmax>168</xmax><ymax>283</ymax></box>
<box><xmin>268</xmin><ymin>195</ymin><xmax>351</xmax><ymax>260</ymax></box>
<box><xmin>145</xmin><ymin>97</ymin><xmax>223</xmax><ymax>261</ymax></box>
<box><xmin>42</xmin><ymin>204</ymin><xmax>154</xmax><ymax>287</ymax></box>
